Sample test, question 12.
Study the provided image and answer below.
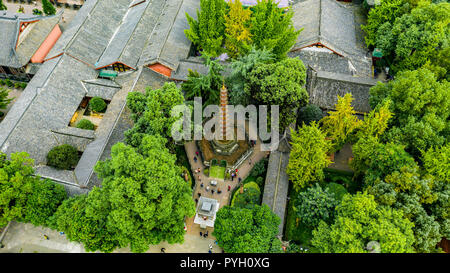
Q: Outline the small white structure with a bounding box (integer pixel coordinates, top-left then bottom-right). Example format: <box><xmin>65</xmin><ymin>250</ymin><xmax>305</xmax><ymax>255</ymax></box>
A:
<box><xmin>194</xmin><ymin>197</ymin><xmax>219</xmax><ymax>229</ymax></box>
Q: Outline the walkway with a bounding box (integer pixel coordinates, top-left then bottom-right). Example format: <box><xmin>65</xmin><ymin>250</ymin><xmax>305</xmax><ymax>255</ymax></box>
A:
<box><xmin>183</xmin><ymin>137</ymin><xmax>270</xmax><ymax>238</ymax></box>
<box><xmin>0</xmin><ymin>221</ymin><xmax>222</xmax><ymax>253</ymax></box>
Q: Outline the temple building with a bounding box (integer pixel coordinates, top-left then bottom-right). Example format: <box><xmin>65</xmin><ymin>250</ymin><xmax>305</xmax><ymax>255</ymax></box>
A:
<box><xmin>0</xmin><ymin>0</ymin><xmax>199</xmax><ymax>195</ymax></box>
<box><xmin>0</xmin><ymin>11</ymin><xmax>62</xmax><ymax>81</ymax></box>
<box><xmin>194</xmin><ymin>197</ymin><xmax>219</xmax><ymax>229</ymax></box>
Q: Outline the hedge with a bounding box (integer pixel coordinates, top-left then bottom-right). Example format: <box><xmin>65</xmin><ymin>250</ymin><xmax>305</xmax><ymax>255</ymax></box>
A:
<box><xmin>89</xmin><ymin>97</ymin><xmax>107</xmax><ymax>113</ymax></box>
<box><xmin>46</xmin><ymin>144</ymin><xmax>79</xmax><ymax>170</ymax></box>
<box><xmin>76</xmin><ymin>119</ymin><xmax>95</xmax><ymax>130</ymax></box>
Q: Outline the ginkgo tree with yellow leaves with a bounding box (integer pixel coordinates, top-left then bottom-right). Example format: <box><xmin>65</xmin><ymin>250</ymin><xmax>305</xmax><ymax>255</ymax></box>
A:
<box><xmin>224</xmin><ymin>0</ymin><xmax>252</xmax><ymax>58</ymax></box>
<box><xmin>320</xmin><ymin>93</ymin><xmax>363</xmax><ymax>152</ymax></box>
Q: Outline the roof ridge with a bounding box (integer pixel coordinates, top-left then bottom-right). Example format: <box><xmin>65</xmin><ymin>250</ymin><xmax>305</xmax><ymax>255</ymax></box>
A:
<box><xmin>64</xmin><ymin>0</ymin><xmax>101</xmax><ymax>56</ymax></box>
<box><xmin>117</xmin><ymin>0</ymin><xmax>154</xmax><ymax>65</ymax></box>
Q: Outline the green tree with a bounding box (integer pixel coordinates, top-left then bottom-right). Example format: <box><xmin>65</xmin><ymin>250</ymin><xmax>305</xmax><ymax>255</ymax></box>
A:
<box><xmin>361</xmin><ymin>0</ymin><xmax>411</xmax><ymax>48</ymax></box>
<box><xmin>23</xmin><ymin>179</ymin><xmax>66</xmax><ymax>227</ymax></box>
<box><xmin>294</xmin><ymin>184</ymin><xmax>340</xmax><ymax>228</ymax></box>
<box><xmin>245</xmin><ymin>57</ymin><xmax>308</xmax><ymax>129</ymax></box>
<box><xmin>224</xmin><ymin>0</ymin><xmax>252</xmax><ymax>58</ymax></box>
<box><xmin>76</xmin><ymin>119</ymin><xmax>95</xmax><ymax>130</ymax></box>
<box><xmin>422</xmin><ymin>143</ymin><xmax>450</xmax><ymax>182</ymax></box>
<box><xmin>311</xmin><ymin>192</ymin><xmax>415</xmax><ymax>253</ymax></box>
<box><xmin>213</xmin><ymin>204</ymin><xmax>280</xmax><ymax>253</ymax></box>
<box><xmin>369</xmin><ymin>68</ymin><xmax>450</xmax><ymax>158</ymax></box>
<box><xmin>375</xmin><ymin>2</ymin><xmax>450</xmax><ymax>73</ymax></box>
<box><xmin>233</xmin><ymin>186</ymin><xmax>261</xmax><ymax>209</ymax></box>
<box><xmin>0</xmin><ymin>87</ymin><xmax>12</xmax><ymax>110</ymax></box>
<box><xmin>351</xmin><ymin>136</ymin><xmax>417</xmax><ymax>186</ymax></box>
<box><xmin>367</xmin><ymin>166</ymin><xmax>446</xmax><ymax>252</ymax></box>
<box><xmin>49</xmin><ymin>193</ymin><xmax>119</xmax><ymax>253</ymax></box>
<box><xmin>0</xmin><ymin>152</ymin><xmax>34</xmax><ymax>227</ymax></box>
<box><xmin>0</xmin><ymin>0</ymin><xmax>6</xmax><ymax>11</ymax></box>
<box><xmin>184</xmin><ymin>0</ymin><xmax>226</xmax><ymax>57</ymax></box>
<box><xmin>182</xmin><ymin>55</ymin><xmax>223</xmax><ymax>107</ymax></box>
<box><xmin>357</xmin><ymin>99</ymin><xmax>393</xmax><ymax>139</ymax></box>
<box><xmin>250</xmin><ymin>0</ymin><xmax>302</xmax><ymax>60</ymax></box>
<box><xmin>125</xmin><ymin>82</ymin><xmax>185</xmax><ymax>147</ymax></box>
<box><xmin>0</xmin><ymin>152</ymin><xmax>65</xmax><ymax>228</ymax></box>
<box><xmin>370</xmin><ymin>68</ymin><xmax>449</xmax><ymax>125</ymax></box>
<box><xmin>297</xmin><ymin>104</ymin><xmax>323</xmax><ymax>126</ymax></box>
<box><xmin>89</xmin><ymin>97</ymin><xmax>107</xmax><ymax>113</ymax></box>
<box><xmin>320</xmin><ymin>93</ymin><xmax>363</xmax><ymax>151</ymax></box>
<box><xmin>93</xmin><ymin>135</ymin><xmax>195</xmax><ymax>252</ymax></box>
<box><xmin>42</xmin><ymin>0</ymin><xmax>56</xmax><ymax>16</ymax></box>
<box><xmin>227</xmin><ymin>46</ymin><xmax>275</xmax><ymax>106</ymax></box>
<box><xmin>287</xmin><ymin>122</ymin><xmax>332</xmax><ymax>191</ymax></box>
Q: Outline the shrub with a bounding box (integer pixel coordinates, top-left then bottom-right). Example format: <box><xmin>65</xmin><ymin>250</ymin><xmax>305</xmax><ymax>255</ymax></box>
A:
<box><xmin>0</xmin><ymin>112</ymin><xmax>4</xmax><ymax>118</ymax></box>
<box><xmin>46</xmin><ymin>144</ymin><xmax>79</xmax><ymax>170</ymax></box>
<box><xmin>324</xmin><ymin>182</ymin><xmax>348</xmax><ymax>201</ymax></box>
<box><xmin>32</xmin><ymin>8</ymin><xmax>43</xmax><ymax>15</ymax></box>
<box><xmin>220</xmin><ymin>160</ymin><xmax>227</xmax><ymax>167</ymax></box>
<box><xmin>211</xmin><ymin>158</ymin><xmax>218</xmax><ymax>166</ymax></box>
<box><xmin>250</xmin><ymin>158</ymin><xmax>269</xmax><ymax>177</ymax></box>
<box><xmin>89</xmin><ymin>97</ymin><xmax>107</xmax><ymax>113</ymax></box>
<box><xmin>231</xmin><ymin>181</ymin><xmax>262</xmax><ymax>208</ymax></box>
<box><xmin>0</xmin><ymin>79</ymin><xmax>5</xmax><ymax>85</ymax></box>
<box><xmin>5</xmin><ymin>79</ymin><xmax>13</xmax><ymax>87</ymax></box>
<box><xmin>76</xmin><ymin>119</ymin><xmax>95</xmax><ymax>130</ymax></box>
<box><xmin>203</xmin><ymin>168</ymin><xmax>209</xmax><ymax>176</ymax></box>
<box><xmin>256</xmin><ymin>176</ymin><xmax>264</xmax><ymax>188</ymax></box>
<box><xmin>298</xmin><ymin>104</ymin><xmax>323</xmax><ymax>126</ymax></box>
<box><xmin>14</xmin><ymin>82</ymin><xmax>20</xmax><ymax>89</ymax></box>
<box><xmin>20</xmin><ymin>82</ymin><xmax>27</xmax><ymax>89</ymax></box>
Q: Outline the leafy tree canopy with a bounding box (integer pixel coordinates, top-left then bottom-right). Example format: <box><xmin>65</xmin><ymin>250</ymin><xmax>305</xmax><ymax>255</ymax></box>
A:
<box><xmin>125</xmin><ymin>82</ymin><xmax>185</xmax><ymax>147</ymax></box>
<box><xmin>224</xmin><ymin>0</ymin><xmax>252</xmax><ymax>58</ymax></box>
<box><xmin>367</xmin><ymin>166</ymin><xmax>447</xmax><ymax>252</ymax></box>
<box><xmin>287</xmin><ymin>122</ymin><xmax>332</xmax><ymax>191</ymax></box>
<box><xmin>213</xmin><ymin>204</ymin><xmax>281</xmax><ymax>253</ymax></box>
<box><xmin>227</xmin><ymin>46</ymin><xmax>275</xmax><ymax>106</ymax></box>
<box><xmin>52</xmin><ymin>135</ymin><xmax>195</xmax><ymax>253</ymax></box>
<box><xmin>0</xmin><ymin>152</ymin><xmax>66</xmax><ymax>228</ymax></box>
<box><xmin>42</xmin><ymin>0</ymin><xmax>56</xmax><ymax>16</ymax></box>
<box><xmin>244</xmin><ymin>57</ymin><xmax>308</xmax><ymax>129</ymax></box>
<box><xmin>185</xmin><ymin>0</ymin><xmax>226</xmax><ymax>56</ymax></box>
<box><xmin>182</xmin><ymin>55</ymin><xmax>223</xmax><ymax>107</ymax></box>
<box><xmin>320</xmin><ymin>93</ymin><xmax>363</xmax><ymax>150</ymax></box>
<box><xmin>311</xmin><ymin>192</ymin><xmax>415</xmax><ymax>253</ymax></box>
<box><xmin>294</xmin><ymin>183</ymin><xmax>340</xmax><ymax>228</ymax></box>
<box><xmin>351</xmin><ymin>136</ymin><xmax>417</xmax><ymax>187</ymax></box>
<box><xmin>375</xmin><ymin>1</ymin><xmax>450</xmax><ymax>74</ymax></box>
<box><xmin>0</xmin><ymin>87</ymin><xmax>13</xmax><ymax>110</ymax></box>
<box><xmin>249</xmin><ymin>0</ymin><xmax>302</xmax><ymax>60</ymax></box>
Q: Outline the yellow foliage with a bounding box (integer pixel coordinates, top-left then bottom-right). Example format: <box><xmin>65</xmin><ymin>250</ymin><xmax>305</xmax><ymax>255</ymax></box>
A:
<box><xmin>320</xmin><ymin>93</ymin><xmax>363</xmax><ymax>146</ymax></box>
<box><xmin>224</xmin><ymin>0</ymin><xmax>252</xmax><ymax>58</ymax></box>
<box><xmin>359</xmin><ymin>100</ymin><xmax>393</xmax><ymax>138</ymax></box>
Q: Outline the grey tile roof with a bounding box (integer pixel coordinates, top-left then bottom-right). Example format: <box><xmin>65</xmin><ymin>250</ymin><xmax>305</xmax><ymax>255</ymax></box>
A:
<box><xmin>49</xmin><ymin>0</ymin><xmax>196</xmax><ymax>72</ymax></box>
<box><xmin>262</xmin><ymin>150</ymin><xmax>290</xmax><ymax>236</ymax></box>
<box><xmin>306</xmin><ymin>68</ymin><xmax>380</xmax><ymax>113</ymax></box>
<box><xmin>0</xmin><ymin>11</ymin><xmax>61</xmax><ymax>68</ymax></box>
<box><xmin>289</xmin><ymin>48</ymin><xmax>352</xmax><ymax>75</ymax></box>
<box><xmin>138</xmin><ymin>0</ymin><xmax>199</xmax><ymax>70</ymax></box>
<box><xmin>0</xmin><ymin>0</ymin><xmax>199</xmax><ymax>194</ymax></box>
<box><xmin>292</xmin><ymin>0</ymin><xmax>359</xmax><ymax>58</ymax></box>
